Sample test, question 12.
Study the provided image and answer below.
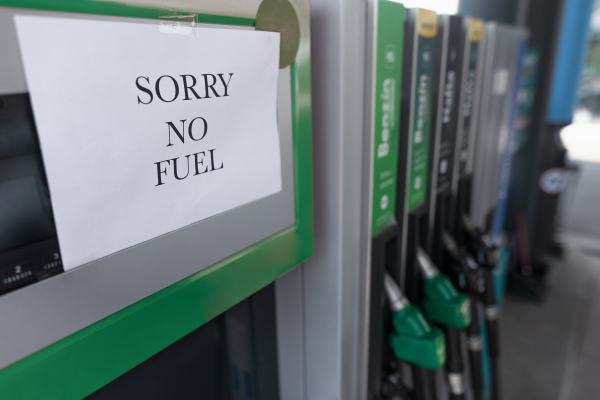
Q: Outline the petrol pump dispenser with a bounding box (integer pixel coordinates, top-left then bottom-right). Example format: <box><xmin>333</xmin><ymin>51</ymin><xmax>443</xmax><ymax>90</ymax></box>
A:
<box><xmin>424</xmin><ymin>16</ymin><xmax>487</xmax><ymax>400</ymax></box>
<box><xmin>422</xmin><ymin>14</ymin><xmax>475</xmax><ymax>400</ymax></box>
<box><xmin>392</xmin><ymin>8</ymin><xmax>444</xmax><ymax>400</ymax></box>
<box><xmin>437</xmin><ymin>17</ymin><xmax>484</xmax><ymax>256</ymax></box>
<box><xmin>428</xmin><ymin>17</ymin><xmax>497</xmax><ymax>400</ymax></box>
<box><xmin>367</xmin><ymin>4</ymin><xmax>449</xmax><ymax>399</ymax></box>
<box><xmin>453</xmin><ymin>22</ymin><xmax>527</xmax><ymax>400</ymax></box>
<box><xmin>429</xmin><ymin>15</ymin><xmax>470</xmax><ymax>263</ymax></box>
<box><xmin>416</xmin><ymin>246</ymin><xmax>471</xmax><ymax>400</ymax></box>
<box><xmin>440</xmin><ymin>232</ymin><xmax>487</xmax><ymax>400</ymax></box>
<box><xmin>395</xmin><ymin>6</ymin><xmax>438</xmax><ymax>331</ymax></box>
<box><xmin>440</xmin><ymin>18</ymin><xmax>499</xmax><ymax>400</ymax></box>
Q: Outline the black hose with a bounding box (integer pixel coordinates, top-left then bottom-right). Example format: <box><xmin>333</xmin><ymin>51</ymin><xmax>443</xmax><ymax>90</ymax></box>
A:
<box><xmin>422</xmin><ymin>369</ymin><xmax>438</xmax><ymax>400</ymax></box>
<box><xmin>489</xmin><ymin>357</ymin><xmax>501</xmax><ymax>400</ymax></box>
<box><xmin>444</xmin><ymin>328</ymin><xmax>466</xmax><ymax>400</ymax></box>
<box><xmin>482</xmin><ymin>269</ymin><xmax>500</xmax><ymax>356</ymax></box>
<box><xmin>466</xmin><ymin>296</ymin><xmax>483</xmax><ymax>400</ymax></box>
<box><xmin>482</xmin><ymin>269</ymin><xmax>500</xmax><ymax>400</ymax></box>
<box><xmin>449</xmin><ymin>392</ymin><xmax>466</xmax><ymax>400</ymax></box>
<box><xmin>486</xmin><ymin>317</ymin><xmax>500</xmax><ymax>359</ymax></box>
<box><xmin>386</xmin><ymin>371</ymin><xmax>415</xmax><ymax>400</ymax></box>
<box><xmin>412</xmin><ymin>366</ymin><xmax>437</xmax><ymax>400</ymax></box>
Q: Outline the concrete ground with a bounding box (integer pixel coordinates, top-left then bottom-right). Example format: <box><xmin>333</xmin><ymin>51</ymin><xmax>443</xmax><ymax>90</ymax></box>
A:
<box><xmin>500</xmin><ymin>122</ymin><xmax>600</xmax><ymax>400</ymax></box>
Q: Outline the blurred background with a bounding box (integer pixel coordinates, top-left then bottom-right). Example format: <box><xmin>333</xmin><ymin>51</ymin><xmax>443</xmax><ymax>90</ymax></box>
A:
<box><xmin>451</xmin><ymin>0</ymin><xmax>600</xmax><ymax>399</ymax></box>
<box><xmin>398</xmin><ymin>1</ymin><xmax>600</xmax><ymax>398</ymax></box>
<box><xmin>365</xmin><ymin>0</ymin><xmax>600</xmax><ymax>397</ymax></box>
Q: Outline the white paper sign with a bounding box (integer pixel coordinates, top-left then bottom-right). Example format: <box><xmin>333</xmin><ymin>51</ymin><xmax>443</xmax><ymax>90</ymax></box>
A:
<box><xmin>15</xmin><ymin>16</ymin><xmax>282</xmax><ymax>271</ymax></box>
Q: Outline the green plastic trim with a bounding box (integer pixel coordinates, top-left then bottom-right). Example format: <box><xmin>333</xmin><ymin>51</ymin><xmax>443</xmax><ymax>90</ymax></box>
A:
<box><xmin>0</xmin><ymin>0</ymin><xmax>255</xmax><ymax>26</ymax></box>
<box><xmin>370</xmin><ymin>0</ymin><xmax>404</xmax><ymax>235</ymax></box>
<box><xmin>0</xmin><ymin>1</ymin><xmax>313</xmax><ymax>399</ymax></box>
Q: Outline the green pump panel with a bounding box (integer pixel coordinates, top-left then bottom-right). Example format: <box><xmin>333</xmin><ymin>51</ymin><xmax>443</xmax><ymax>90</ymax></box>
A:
<box><xmin>395</xmin><ymin>7</ymin><xmax>438</xmax><ymax>303</ymax></box>
<box><xmin>407</xmin><ymin>9</ymin><xmax>437</xmax><ymax>212</ymax></box>
<box><xmin>0</xmin><ymin>1</ymin><xmax>314</xmax><ymax>398</ymax></box>
<box><xmin>368</xmin><ymin>1</ymin><xmax>447</xmax><ymax>382</ymax></box>
<box><xmin>370</xmin><ymin>0</ymin><xmax>404</xmax><ymax>235</ymax></box>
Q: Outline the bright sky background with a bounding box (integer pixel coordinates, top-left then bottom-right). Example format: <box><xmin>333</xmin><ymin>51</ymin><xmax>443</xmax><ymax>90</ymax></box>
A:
<box><xmin>394</xmin><ymin>0</ymin><xmax>459</xmax><ymax>15</ymax></box>
<box><xmin>561</xmin><ymin>122</ymin><xmax>600</xmax><ymax>163</ymax></box>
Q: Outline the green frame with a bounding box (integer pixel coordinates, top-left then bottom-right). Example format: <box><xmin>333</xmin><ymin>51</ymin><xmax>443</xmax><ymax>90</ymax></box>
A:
<box><xmin>0</xmin><ymin>1</ymin><xmax>313</xmax><ymax>398</ymax></box>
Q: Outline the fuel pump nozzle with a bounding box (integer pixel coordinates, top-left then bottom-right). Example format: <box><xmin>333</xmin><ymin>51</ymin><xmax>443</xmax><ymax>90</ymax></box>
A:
<box><xmin>441</xmin><ymin>232</ymin><xmax>485</xmax><ymax>400</ymax></box>
<box><xmin>460</xmin><ymin>215</ymin><xmax>500</xmax><ymax>345</ymax></box>
<box><xmin>384</xmin><ymin>273</ymin><xmax>447</xmax><ymax>371</ymax></box>
<box><xmin>461</xmin><ymin>214</ymin><xmax>499</xmax><ymax>269</ymax></box>
<box><xmin>460</xmin><ymin>216</ymin><xmax>501</xmax><ymax>400</ymax></box>
<box><xmin>441</xmin><ymin>232</ymin><xmax>485</xmax><ymax>294</ymax></box>
<box><xmin>416</xmin><ymin>248</ymin><xmax>471</xmax><ymax>330</ymax></box>
<box><xmin>416</xmin><ymin>248</ymin><xmax>471</xmax><ymax>400</ymax></box>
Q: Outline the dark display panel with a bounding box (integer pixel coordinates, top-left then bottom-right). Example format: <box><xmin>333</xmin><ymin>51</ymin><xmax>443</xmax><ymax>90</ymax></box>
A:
<box><xmin>87</xmin><ymin>283</ymin><xmax>280</xmax><ymax>400</ymax></box>
<box><xmin>0</xmin><ymin>93</ymin><xmax>63</xmax><ymax>295</ymax></box>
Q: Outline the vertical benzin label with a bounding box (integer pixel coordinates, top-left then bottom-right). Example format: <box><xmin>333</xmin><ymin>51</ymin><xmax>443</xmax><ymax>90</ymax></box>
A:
<box><xmin>408</xmin><ymin>9</ymin><xmax>437</xmax><ymax>211</ymax></box>
<box><xmin>371</xmin><ymin>0</ymin><xmax>404</xmax><ymax>234</ymax></box>
<box><xmin>458</xmin><ymin>18</ymin><xmax>483</xmax><ymax>177</ymax></box>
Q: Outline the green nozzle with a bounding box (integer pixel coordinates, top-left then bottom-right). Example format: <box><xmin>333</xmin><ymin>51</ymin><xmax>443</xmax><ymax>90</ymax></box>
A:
<box><xmin>390</xmin><ymin>305</ymin><xmax>447</xmax><ymax>370</ymax></box>
<box><xmin>422</xmin><ymin>274</ymin><xmax>471</xmax><ymax>330</ymax></box>
<box><xmin>415</xmin><ymin>248</ymin><xmax>471</xmax><ymax>330</ymax></box>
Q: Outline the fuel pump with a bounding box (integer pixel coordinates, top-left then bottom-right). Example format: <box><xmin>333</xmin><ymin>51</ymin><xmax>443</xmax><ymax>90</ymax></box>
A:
<box><xmin>423</xmin><ymin>14</ymin><xmax>476</xmax><ymax>400</ymax></box>
<box><xmin>461</xmin><ymin>215</ymin><xmax>501</xmax><ymax>395</ymax></box>
<box><xmin>417</xmin><ymin>247</ymin><xmax>472</xmax><ymax>400</ymax></box>
<box><xmin>441</xmin><ymin>232</ymin><xmax>486</xmax><ymax>400</ymax></box>
<box><xmin>366</xmin><ymin>3</ymin><xmax>442</xmax><ymax>399</ymax></box>
<box><xmin>430</xmin><ymin>17</ymin><xmax>487</xmax><ymax>400</ymax></box>
<box><xmin>362</xmin><ymin>6</ymin><xmax>449</xmax><ymax>399</ymax></box>
<box><xmin>464</xmin><ymin>23</ymin><xmax>528</xmax><ymax>400</ymax></box>
<box><xmin>392</xmin><ymin>8</ymin><xmax>443</xmax><ymax>400</ymax></box>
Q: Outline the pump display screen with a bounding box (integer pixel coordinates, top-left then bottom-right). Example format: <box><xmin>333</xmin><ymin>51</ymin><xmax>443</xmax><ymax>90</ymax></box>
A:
<box><xmin>0</xmin><ymin>93</ymin><xmax>63</xmax><ymax>294</ymax></box>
